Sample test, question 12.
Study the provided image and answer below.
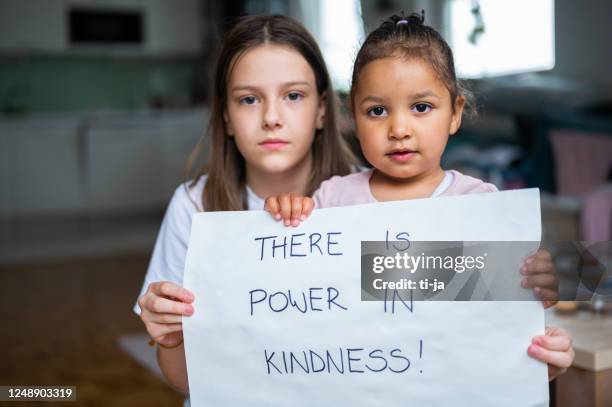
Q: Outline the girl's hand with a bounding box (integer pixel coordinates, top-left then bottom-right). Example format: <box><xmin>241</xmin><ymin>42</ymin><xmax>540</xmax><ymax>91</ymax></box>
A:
<box><xmin>138</xmin><ymin>281</ymin><xmax>195</xmax><ymax>348</ymax></box>
<box><xmin>528</xmin><ymin>326</ymin><xmax>575</xmax><ymax>381</ymax></box>
<box><xmin>264</xmin><ymin>193</ymin><xmax>315</xmax><ymax>227</ymax></box>
<box><xmin>520</xmin><ymin>249</ymin><xmax>558</xmax><ymax>309</ymax></box>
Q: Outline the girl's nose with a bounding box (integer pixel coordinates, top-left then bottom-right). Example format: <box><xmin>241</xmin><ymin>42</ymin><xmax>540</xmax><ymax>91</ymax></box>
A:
<box><xmin>262</xmin><ymin>102</ymin><xmax>282</xmax><ymax>130</ymax></box>
<box><xmin>388</xmin><ymin>116</ymin><xmax>412</xmax><ymax>140</ymax></box>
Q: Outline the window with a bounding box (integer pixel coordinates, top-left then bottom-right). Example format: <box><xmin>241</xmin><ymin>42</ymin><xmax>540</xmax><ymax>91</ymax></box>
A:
<box><xmin>447</xmin><ymin>0</ymin><xmax>555</xmax><ymax>78</ymax></box>
<box><xmin>319</xmin><ymin>0</ymin><xmax>364</xmax><ymax>91</ymax></box>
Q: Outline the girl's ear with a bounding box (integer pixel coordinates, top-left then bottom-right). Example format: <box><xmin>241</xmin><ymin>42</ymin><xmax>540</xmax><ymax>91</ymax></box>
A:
<box><xmin>449</xmin><ymin>96</ymin><xmax>466</xmax><ymax>135</ymax></box>
<box><xmin>223</xmin><ymin>110</ymin><xmax>235</xmax><ymax>136</ymax></box>
<box><xmin>315</xmin><ymin>92</ymin><xmax>327</xmax><ymax>130</ymax></box>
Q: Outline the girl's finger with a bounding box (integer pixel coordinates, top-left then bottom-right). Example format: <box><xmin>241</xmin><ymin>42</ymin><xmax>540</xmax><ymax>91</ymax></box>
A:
<box><xmin>290</xmin><ymin>195</ymin><xmax>303</xmax><ymax>227</ymax></box>
<box><xmin>521</xmin><ymin>259</ymin><xmax>554</xmax><ymax>275</ymax></box>
<box><xmin>533</xmin><ymin>287</ymin><xmax>559</xmax><ymax>302</ymax></box>
<box><xmin>149</xmin><ymin>312</ymin><xmax>185</xmax><ymax>324</ymax></box>
<box><xmin>522</xmin><ymin>273</ymin><xmax>557</xmax><ymax>289</ymax></box>
<box><xmin>264</xmin><ymin>197</ymin><xmax>282</xmax><ymax>220</ymax></box>
<box><xmin>537</xmin><ymin>249</ymin><xmax>552</xmax><ymax>261</ymax></box>
<box><xmin>532</xmin><ymin>249</ymin><xmax>552</xmax><ymax>261</ymax></box>
<box><xmin>524</xmin><ymin>250</ymin><xmax>552</xmax><ymax>264</ymax></box>
<box><xmin>150</xmin><ymin>281</ymin><xmax>194</xmax><ymax>303</ymax></box>
<box><xmin>302</xmin><ymin>198</ymin><xmax>315</xmax><ymax>219</ymax></box>
<box><xmin>146</xmin><ymin>295</ymin><xmax>194</xmax><ymax>316</ymax></box>
<box><xmin>527</xmin><ymin>344</ymin><xmax>574</xmax><ymax>369</ymax></box>
<box><xmin>545</xmin><ymin>326</ymin><xmax>572</xmax><ymax>339</ymax></box>
<box><xmin>278</xmin><ymin>193</ymin><xmax>293</xmax><ymax>226</ymax></box>
<box><xmin>532</xmin><ymin>334</ymin><xmax>572</xmax><ymax>352</ymax></box>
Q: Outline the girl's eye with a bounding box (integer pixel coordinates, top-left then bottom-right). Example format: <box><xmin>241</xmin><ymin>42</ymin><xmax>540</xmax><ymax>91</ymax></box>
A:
<box><xmin>368</xmin><ymin>106</ymin><xmax>387</xmax><ymax>117</ymax></box>
<box><xmin>240</xmin><ymin>96</ymin><xmax>257</xmax><ymax>105</ymax></box>
<box><xmin>412</xmin><ymin>103</ymin><xmax>431</xmax><ymax>113</ymax></box>
<box><xmin>286</xmin><ymin>92</ymin><xmax>303</xmax><ymax>101</ymax></box>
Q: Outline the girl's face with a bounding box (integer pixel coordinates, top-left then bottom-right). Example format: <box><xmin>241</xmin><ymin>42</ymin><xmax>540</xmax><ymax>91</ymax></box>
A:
<box><xmin>224</xmin><ymin>44</ymin><xmax>325</xmax><ymax>177</ymax></box>
<box><xmin>353</xmin><ymin>56</ymin><xmax>464</xmax><ymax>182</ymax></box>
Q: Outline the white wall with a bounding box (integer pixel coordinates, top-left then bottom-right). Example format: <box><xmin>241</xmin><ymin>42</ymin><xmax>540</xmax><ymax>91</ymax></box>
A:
<box><xmin>548</xmin><ymin>0</ymin><xmax>612</xmax><ymax>87</ymax></box>
<box><xmin>0</xmin><ymin>0</ymin><xmax>202</xmax><ymax>55</ymax></box>
<box><xmin>0</xmin><ymin>0</ymin><xmax>66</xmax><ymax>51</ymax></box>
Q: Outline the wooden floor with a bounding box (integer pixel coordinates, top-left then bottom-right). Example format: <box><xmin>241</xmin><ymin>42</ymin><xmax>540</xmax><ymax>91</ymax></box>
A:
<box><xmin>0</xmin><ymin>254</ymin><xmax>184</xmax><ymax>406</ymax></box>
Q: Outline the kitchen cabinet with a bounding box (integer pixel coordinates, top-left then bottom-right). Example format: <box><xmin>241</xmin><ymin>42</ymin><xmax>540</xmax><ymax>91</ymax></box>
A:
<box><xmin>0</xmin><ymin>109</ymin><xmax>208</xmax><ymax>218</ymax></box>
<box><xmin>0</xmin><ymin>118</ymin><xmax>81</xmax><ymax>217</ymax></box>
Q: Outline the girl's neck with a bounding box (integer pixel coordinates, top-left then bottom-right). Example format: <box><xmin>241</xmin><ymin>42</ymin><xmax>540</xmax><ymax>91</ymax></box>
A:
<box><xmin>369</xmin><ymin>166</ymin><xmax>446</xmax><ymax>201</ymax></box>
<box><xmin>245</xmin><ymin>154</ymin><xmax>313</xmax><ymax>199</ymax></box>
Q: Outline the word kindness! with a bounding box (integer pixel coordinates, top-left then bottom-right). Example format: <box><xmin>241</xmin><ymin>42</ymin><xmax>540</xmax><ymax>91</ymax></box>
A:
<box><xmin>264</xmin><ymin>343</ymin><xmax>423</xmax><ymax>375</ymax></box>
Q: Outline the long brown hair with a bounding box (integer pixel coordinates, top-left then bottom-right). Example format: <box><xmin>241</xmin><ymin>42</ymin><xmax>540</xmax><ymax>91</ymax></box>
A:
<box><xmin>186</xmin><ymin>14</ymin><xmax>356</xmax><ymax>211</ymax></box>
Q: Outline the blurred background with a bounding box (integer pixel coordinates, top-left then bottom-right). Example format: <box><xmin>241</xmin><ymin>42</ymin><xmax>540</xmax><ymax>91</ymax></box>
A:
<box><xmin>0</xmin><ymin>0</ymin><xmax>610</xmax><ymax>406</ymax></box>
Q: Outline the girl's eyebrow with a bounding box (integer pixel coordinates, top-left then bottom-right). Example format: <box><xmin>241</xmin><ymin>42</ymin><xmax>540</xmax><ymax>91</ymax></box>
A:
<box><xmin>231</xmin><ymin>81</ymin><xmax>312</xmax><ymax>92</ymax></box>
<box><xmin>359</xmin><ymin>90</ymin><xmax>441</xmax><ymax>106</ymax></box>
<box><xmin>359</xmin><ymin>95</ymin><xmax>386</xmax><ymax>106</ymax></box>
<box><xmin>411</xmin><ymin>90</ymin><xmax>440</xmax><ymax>100</ymax></box>
<box><xmin>281</xmin><ymin>81</ymin><xmax>311</xmax><ymax>88</ymax></box>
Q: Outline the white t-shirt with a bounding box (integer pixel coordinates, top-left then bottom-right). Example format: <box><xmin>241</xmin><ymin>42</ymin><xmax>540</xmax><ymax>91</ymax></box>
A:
<box><xmin>133</xmin><ymin>175</ymin><xmax>264</xmax><ymax>314</ymax></box>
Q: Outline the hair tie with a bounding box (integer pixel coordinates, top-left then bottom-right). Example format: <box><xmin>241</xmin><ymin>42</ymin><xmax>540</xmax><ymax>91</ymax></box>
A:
<box><xmin>396</xmin><ymin>19</ymin><xmax>408</xmax><ymax>26</ymax></box>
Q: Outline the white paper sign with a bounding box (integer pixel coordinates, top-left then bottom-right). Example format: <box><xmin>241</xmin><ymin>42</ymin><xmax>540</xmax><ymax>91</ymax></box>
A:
<box><xmin>183</xmin><ymin>189</ymin><xmax>548</xmax><ymax>406</ymax></box>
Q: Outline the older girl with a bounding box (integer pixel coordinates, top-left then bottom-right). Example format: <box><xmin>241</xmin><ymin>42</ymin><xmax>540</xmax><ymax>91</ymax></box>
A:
<box><xmin>134</xmin><ymin>14</ymin><xmax>356</xmax><ymax>393</ymax></box>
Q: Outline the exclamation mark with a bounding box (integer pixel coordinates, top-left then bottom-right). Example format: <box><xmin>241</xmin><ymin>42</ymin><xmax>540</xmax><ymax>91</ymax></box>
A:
<box><xmin>419</xmin><ymin>339</ymin><xmax>423</xmax><ymax>373</ymax></box>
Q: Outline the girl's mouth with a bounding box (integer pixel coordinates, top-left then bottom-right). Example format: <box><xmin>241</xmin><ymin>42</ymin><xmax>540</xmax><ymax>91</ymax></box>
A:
<box><xmin>259</xmin><ymin>139</ymin><xmax>289</xmax><ymax>151</ymax></box>
<box><xmin>386</xmin><ymin>149</ymin><xmax>416</xmax><ymax>162</ymax></box>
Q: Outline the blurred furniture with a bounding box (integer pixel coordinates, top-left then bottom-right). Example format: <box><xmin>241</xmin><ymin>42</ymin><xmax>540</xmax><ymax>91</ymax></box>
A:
<box><xmin>547</xmin><ymin>127</ymin><xmax>612</xmax><ymax>242</ymax></box>
<box><xmin>522</xmin><ymin>108</ymin><xmax>612</xmax><ymax>194</ymax></box>
<box><xmin>581</xmin><ymin>185</ymin><xmax>612</xmax><ymax>242</ymax></box>
<box><xmin>540</xmin><ymin>194</ymin><xmax>582</xmax><ymax>244</ymax></box>
<box><xmin>521</xmin><ymin>109</ymin><xmax>612</xmax><ymax>245</ymax></box>
<box><xmin>546</xmin><ymin>308</ymin><xmax>612</xmax><ymax>407</ymax></box>
<box><xmin>549</xmin><ymin>130</ymin><xmax>612</xmax><ymax>197</ymax></box>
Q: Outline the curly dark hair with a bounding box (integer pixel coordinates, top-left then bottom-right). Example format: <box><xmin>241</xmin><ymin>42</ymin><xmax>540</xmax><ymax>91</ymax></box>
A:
<box><xmin>350</xmin><ymin>12</ymin><xmax>475</xmax><ymax>117</ymax></box>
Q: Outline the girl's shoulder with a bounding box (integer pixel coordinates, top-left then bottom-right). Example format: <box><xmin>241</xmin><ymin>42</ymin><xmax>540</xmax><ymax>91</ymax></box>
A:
<box><xmin>169</xmin><ymin>175</ymin><xmax>208</xmax><ymax>215</ymax></box>
<box><xmin>443</xmin><ymin>170</ymin><xmax>499</xmax><ymax>196</ymax></box>
<box><xmin>313</xmin><ymin>168</ymin><xmax>375</xmax><ymax>208</ymax></box>
<box><xmin>168</xmin><ymin>175</ymin><xmax>265</xmax><ymax>213</ymax></box>
<box><xmin>320</xmin><ymin>168</ymin><xmax>372</xmax><ymax>187</ymax></box>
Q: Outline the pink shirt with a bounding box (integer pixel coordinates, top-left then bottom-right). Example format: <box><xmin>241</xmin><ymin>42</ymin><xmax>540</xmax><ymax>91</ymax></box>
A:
<box><xmin>313</xmin><ymin>169</ymin><xmax>498</xmax><ymax>208</ymax></box>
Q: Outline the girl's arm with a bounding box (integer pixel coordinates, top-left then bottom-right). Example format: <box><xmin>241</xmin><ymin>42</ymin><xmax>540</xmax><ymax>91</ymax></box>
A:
<box><xmin>157</xmin><ymin>343</ymin><xmax>189</xmax><ymax>393</ymax></box>
<box><xmin>138</xmin><ymin>281</ymin><xmax>194</xmax><ymax>393</ymax></box>
<box><xmin>265</xmin><ymin>193</ymin><xmax>314</xmax><ymax>226</ymax></box>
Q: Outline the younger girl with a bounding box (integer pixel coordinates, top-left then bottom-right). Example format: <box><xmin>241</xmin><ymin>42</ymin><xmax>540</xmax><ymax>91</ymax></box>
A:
<box><xmin>134</xmin><ymin>14</ymin><xmax>356</xmax><ymax>393</ymax></box>
<box><xmin>266</xmin><ymin>13</ymin><xmax>574</xmax><ymax>381</ymax></box>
